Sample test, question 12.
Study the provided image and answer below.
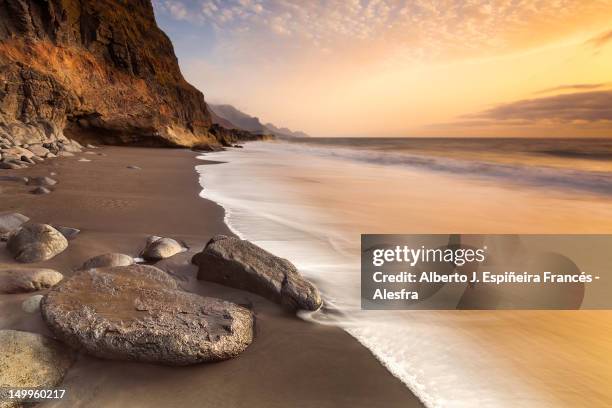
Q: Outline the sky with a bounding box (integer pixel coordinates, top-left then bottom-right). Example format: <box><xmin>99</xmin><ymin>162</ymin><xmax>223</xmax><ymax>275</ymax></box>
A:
<box><xmin>152</xmin><ymin>0</ymin><xmax>612</xmax><ymax>137</ymax></box>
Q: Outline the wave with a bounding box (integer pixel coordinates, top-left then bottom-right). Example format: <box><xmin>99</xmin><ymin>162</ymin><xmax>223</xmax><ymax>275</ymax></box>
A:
<box><xmin>276</xmin><ymin>141</ymin><xmax>612</xmax><ymax>196</ymax></box>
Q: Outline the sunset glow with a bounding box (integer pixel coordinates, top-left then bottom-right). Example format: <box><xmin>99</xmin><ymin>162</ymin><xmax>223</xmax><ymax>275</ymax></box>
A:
<box><xmin>153</xmin><ymin>0</ymin><xmax>612</xmax><ymax>137</ymax></box>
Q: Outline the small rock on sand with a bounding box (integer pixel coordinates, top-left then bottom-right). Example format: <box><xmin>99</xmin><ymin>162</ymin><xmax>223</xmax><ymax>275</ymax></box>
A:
<box><xmin>0</xmin><ymin>268</ymin><xmax>64</xmax><ymax>293</ymax></box>
<box><xmin>27</xmin><ymin>176</ymin><xmax>57</xmax><ymax>187</ymax></box>
<box><xmin>0</xmin><ymin>330</ymin><xmax>74</xmax><ymax>406</ymax></box>
<box><xmin>30</xmin><ymin>186</ymin><xmax>51</xmax><ymax>195</ymax></box>
<box><xmin>57</xmin><ymin>151</ymin><xmax>74</xmax><ymax>157</ymax></box>
<box><xmin>41</xmin><ymin>265</ymin><xmax>253</xmax><ymax>365</ymax></box>
<box><xmin>7</xmin><ymin>223</ymin><xmax>69</xmax><ymax>263</ymax></box>
<box><xmin>53</xmin><ymin>226</ymin><xmax>80</xmax><ymax>240</ymax></box>
<box><xmin>193</xmin><ymin>235</ymin><xmax>322</xmax><ymax>311</ymax></box>
<box><xmin>81</xmin><ymin>253</ymin><xmax>134</xmax><ymax>269</ymax></box>
<box><xmin>142</xmin><ymin>237</ymin><xmax>184</xmax><ymax>261</ymax></box>
<box><xmin>127</xmin><ymin>165</ymin><xmax>141</xmax><ymax>170</ymax></box>
<box><xmin>0</xmin><ymin>176</ymin><xmax>28</xmax><ymax>183</ymax></box>
<box><xmin>22</xmin><ymin>294</ymin><xmax>44</xmax><ymax>313</ymax></box>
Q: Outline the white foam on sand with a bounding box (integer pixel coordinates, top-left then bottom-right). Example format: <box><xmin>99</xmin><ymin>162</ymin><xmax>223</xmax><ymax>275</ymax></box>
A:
<box><xmin>195</xmin><ymin>142</ymin><xmax>549</xmax><ymax>408</ymax></box>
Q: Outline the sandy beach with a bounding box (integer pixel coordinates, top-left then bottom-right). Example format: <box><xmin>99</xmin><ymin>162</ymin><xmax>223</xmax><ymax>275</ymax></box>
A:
<box><xmin>0</xmin><ymin>146</ymin><xmax>422</xmax><ymax>408</ymax></box>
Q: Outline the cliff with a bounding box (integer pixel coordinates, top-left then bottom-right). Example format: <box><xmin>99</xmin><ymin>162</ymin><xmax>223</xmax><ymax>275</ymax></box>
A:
<box><xmin>0</xmin><ymin>0</ymin><xmax>220</xmax><ymax>148</ymax></box>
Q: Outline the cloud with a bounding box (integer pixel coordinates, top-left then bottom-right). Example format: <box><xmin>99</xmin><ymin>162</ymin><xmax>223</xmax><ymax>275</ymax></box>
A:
<box><xmin>534</xmin><ymin>83</ymin><xmax>609</xmax><ymax>95</ymax></box>
<box><xmin>163</xmin><ymin>0</ymin><xmax>190</xmax><ymax>21</ymax></box>
<box><xmin>154</xmin><ymin>0</ymin><xmax>612</xmax><ymax>61</ymax></box>
<box><xmin>586</xmin><ymin>29</ymin><xmax>612</xmax><ymax>49</ymax></box>
<box><xmin>465</xmin><ymin>90</ymin><xmax>612</xmax><ymax>124</ymax></box>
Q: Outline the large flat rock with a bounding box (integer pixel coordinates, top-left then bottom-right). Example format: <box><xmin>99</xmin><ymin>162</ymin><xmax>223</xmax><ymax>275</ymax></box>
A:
<box><xmin>41</xmin><ymin>265</ymin><xmax>253</xmax><ymax>366</ymax></box>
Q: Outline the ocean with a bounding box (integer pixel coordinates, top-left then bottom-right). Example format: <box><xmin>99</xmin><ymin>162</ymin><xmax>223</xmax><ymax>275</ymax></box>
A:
<box><xmin>196</xmin><ymin>138</ymin><xmax>612</xmax><ymax>408</ymax></box>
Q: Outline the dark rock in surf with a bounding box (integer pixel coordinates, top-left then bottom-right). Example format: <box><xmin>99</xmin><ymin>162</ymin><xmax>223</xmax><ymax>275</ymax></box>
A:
<box><xmin>193</xmin><ymin>235</ymin><xmax>322</xmax><ymax>311</ymax></box>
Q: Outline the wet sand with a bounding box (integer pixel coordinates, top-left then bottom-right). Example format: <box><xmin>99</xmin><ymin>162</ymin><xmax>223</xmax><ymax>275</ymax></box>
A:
<box><xmin>0</xmin><ymin>146</ymin><xmax>422</xmax><ymax>408</ymax></box>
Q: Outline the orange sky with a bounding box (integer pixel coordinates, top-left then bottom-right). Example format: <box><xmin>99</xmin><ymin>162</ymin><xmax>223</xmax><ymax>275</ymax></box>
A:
<box><xmin>154</xmin><ymin>0</ymin><xmax>612</xmax><ymax>137</ymax></box>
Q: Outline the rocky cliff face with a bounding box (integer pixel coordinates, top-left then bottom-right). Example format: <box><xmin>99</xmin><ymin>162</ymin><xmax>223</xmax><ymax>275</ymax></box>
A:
<box><xmin>0</xmin><ymin>0</ymin><xmax>217</xmax><ymax>148</ymax></box>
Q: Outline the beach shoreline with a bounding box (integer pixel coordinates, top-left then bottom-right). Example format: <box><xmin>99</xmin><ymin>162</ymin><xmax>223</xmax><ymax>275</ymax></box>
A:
<box><xmin>0</xmin><ymin>145</ymin><xmax>422</xmax><ymax>408</ymax></box>
<box><xmin>196</xmin><ymin>140</ymin><xmax>612</xmax><ymax>408</ymax></box>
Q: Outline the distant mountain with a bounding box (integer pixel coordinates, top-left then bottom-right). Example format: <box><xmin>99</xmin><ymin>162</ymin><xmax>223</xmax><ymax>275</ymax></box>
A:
<box><xmin>209</xmin><ymin>104</ymin><xmax>309</xmax><ymax>138</ymax></box>
<box><xmin>264</xmin><ymin>123</ymin><xmax>310</xmax><ymax>139</ymax></box>
<box><xmin>208</xmin><ymin>104</ymin><xmax>267</xmax><ymax>134</ymax></box>
<box><xmin>209</xmin><ymin>108</ymin><xmax>238</xmax><ymax>130</ymax></box>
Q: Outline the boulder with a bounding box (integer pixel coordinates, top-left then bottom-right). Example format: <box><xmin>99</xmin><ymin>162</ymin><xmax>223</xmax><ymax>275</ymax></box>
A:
<box><xmin>193</xmin><ymin>235</ymin><xmax>322</xmax><ymax>311</ymax></box>
<box><xmin>0</xmin><ymin>152</ymin><xmax>19</xmax><ymax>162</ymax></box>
<box><xmin>27</xmin><ymin>144</ymin><xmax>50</xmax><ymax>157</ymax></box>
<box><xmin>22</xmin><ymin>295</ymin><xmax>44</xmax><ymax>313</ymax></box>
<box><xmin>0</xmin><ymin>268</ymin><xmax>64</xmax><ymax>293</ymax></box>
<box><xmin>0</xmin><ymin>330</ymin><xmax>74</xmax><ymax>406</ymax></box>
<box><xmin>81</xmin><ymin>253</ymin><xmax>134</xmax><ymax>269</ymax></box>
<box><xmin>60</xmin><ymin>141</ymin><xmax>83</xmax><ymax>153</ymax></box>
<box><xmin>6</xmin><ymin>224</ymin><xmax>69</xmax><ymax>263</ymax></box>
<box><xmin>41</xmin><ymin>265</ymin><xmax>253</xmax><ymax>365</ymax></box>
<box><xmin>2</xmin><ymin>146</ymin><xmax>33</xmax><ymax>159</ymax></box>
<box><xmin>142</xmin><ymin>237</ymin><xmax>184</xmax><ymax>261</ymax></box>
<box><xmin>27</xmin><ymin>176</ymin><xmax>57</xmax><ymax>187</ymax></box>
